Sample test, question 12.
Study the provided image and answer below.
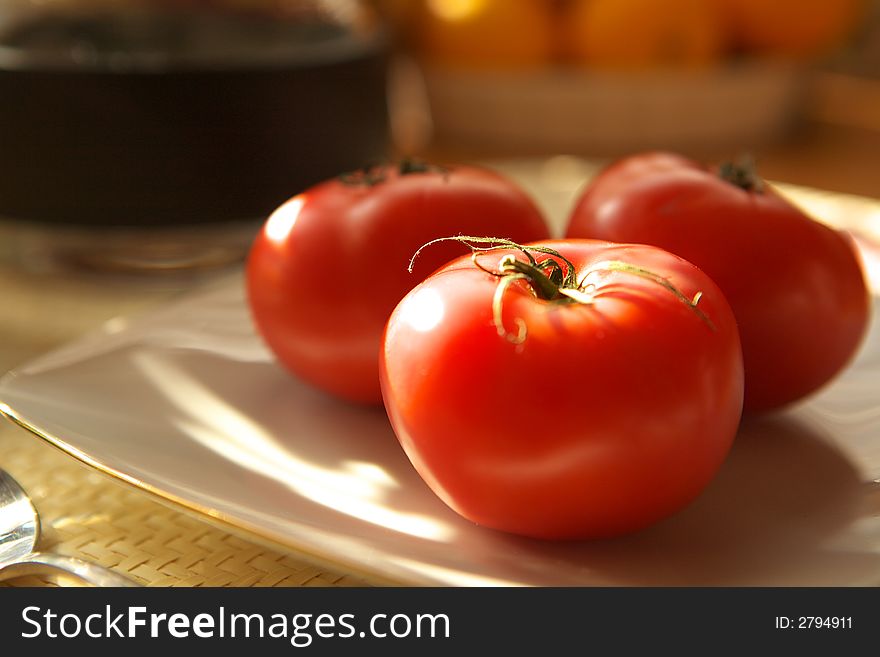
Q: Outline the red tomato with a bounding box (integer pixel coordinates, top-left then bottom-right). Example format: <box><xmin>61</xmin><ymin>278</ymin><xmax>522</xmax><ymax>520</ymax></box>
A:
<box><xmin>247</xmin><ymin>163</ymin><xmax>550</xmax><ymax>404</ymax></box>
<box><xmin>565</xmin><ymin>152</ymin><xmax>871</xmax><ymax>412</ymax></box>
<box><xmin>380</xmin><ymin>239</ymin><xmax>743</xmax><ymax>539</ymax></box>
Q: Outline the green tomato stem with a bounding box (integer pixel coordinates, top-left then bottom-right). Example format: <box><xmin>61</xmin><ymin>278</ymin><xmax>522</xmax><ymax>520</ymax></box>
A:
<box><xmin>410</xmin><ymin>237</ymin><xmax>715</xmax><ymax>343</ymax></box>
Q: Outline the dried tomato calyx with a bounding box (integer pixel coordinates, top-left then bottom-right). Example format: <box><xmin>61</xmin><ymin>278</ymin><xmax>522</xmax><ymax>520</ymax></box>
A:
<box><xmin>717</xmin><ymin>155</ymin><xmax>765</xmax><ymax>193</ymax></box>
<box><xmin>398</xmin><ymin>158</ymin><xmax>448</xmax><ymax>176</ymax></box>
<box><xmin>338</xmin><ymin>159</ymin><xmax>447</xmax><ymax>187</ymax></box>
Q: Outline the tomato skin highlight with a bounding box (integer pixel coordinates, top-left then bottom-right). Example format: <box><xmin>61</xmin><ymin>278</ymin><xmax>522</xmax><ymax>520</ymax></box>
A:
<box><xmin>380</xmin><ymin>240</ymin><xmax>744</xmax><ymax>540</ymax></box>
<box><xmin>246</xmin><ymin>164</ymin><xmax>550</xmax><ymax>404</ymax></box>
<box><xmin>566</xmin><ymin>153</ymin><xmax>871</xmax><ymax>412</ymax></box>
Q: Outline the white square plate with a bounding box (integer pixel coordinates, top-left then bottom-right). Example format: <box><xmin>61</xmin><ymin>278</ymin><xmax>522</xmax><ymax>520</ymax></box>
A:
<box><xmin>2</xmin><ymin>166</ymin><xmax>880</xmax><ymax>585</ymax></box>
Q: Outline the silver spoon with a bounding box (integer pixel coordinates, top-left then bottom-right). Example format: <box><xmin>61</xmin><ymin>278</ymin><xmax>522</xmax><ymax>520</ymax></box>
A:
<box><xmin>0</xmin><ymin>468</ymin><xmax>139</xmax><ymax>586</ymax></box>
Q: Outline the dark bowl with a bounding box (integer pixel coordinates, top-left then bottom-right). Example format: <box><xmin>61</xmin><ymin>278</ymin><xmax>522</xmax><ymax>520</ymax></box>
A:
<box><xmin>0</xmin><ymin>8</ymin><xmax>390</xmax><ymax>227</ymax></box>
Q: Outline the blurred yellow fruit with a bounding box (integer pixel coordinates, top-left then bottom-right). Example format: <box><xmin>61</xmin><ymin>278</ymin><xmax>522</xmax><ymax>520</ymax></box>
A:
<box><xmin>720</xmin><ymin>0</ymin><xmax>866</xmax><ymax>58</ymax></box>
<box><xmin>564</xmin><ymin>0</ymin><xmax>728</xmax><ymax>70</ymax></box>
<box><xmin>373</xmin><ymin>0</ymin><xmax>417</xmax><ymax>25</ymax></box>
<box><xmin>416</xmin><ymin>0</ymin><xmax>557</xmax><ymax>70</ymax></box>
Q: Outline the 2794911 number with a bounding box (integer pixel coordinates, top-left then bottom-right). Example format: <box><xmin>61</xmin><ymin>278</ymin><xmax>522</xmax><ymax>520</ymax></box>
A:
<box><xmin>775</xmin><ymin>617</ymin><xmax>852</xmax><ymax>629</ymax></box>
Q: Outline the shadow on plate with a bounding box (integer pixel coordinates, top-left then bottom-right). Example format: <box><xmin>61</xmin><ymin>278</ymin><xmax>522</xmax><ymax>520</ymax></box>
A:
<box><xmin>487</xmin><ymin>415</ymin><xmax>871</xmax><ymax>585</ymax></box>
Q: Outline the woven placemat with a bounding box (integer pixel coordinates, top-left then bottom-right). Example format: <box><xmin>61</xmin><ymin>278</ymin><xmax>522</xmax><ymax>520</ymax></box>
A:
<box><xmin>0</xmin><ymin>423</ymin><xmax>370</xmax><ymax>587</ymax></box>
